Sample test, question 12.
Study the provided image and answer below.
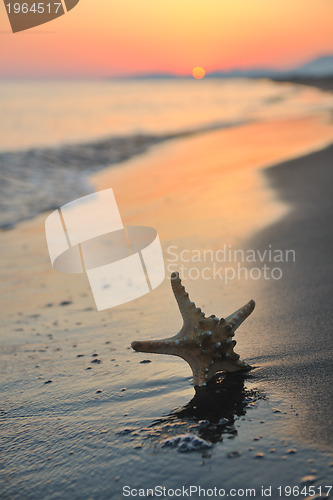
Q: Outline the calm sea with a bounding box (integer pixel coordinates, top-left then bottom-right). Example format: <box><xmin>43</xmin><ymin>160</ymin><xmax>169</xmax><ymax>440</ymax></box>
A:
<box><xmin>1</xmin><ymin>78</ymin><xmax>332</xmax><ymax>228</ymax></box>
<box><xmin>1</xmin><ymin>78</ymin><xmax>332</xmax><ymax>151</ymax></box>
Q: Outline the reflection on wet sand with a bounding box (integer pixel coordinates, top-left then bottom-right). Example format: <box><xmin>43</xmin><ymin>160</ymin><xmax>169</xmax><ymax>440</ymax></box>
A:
<box><xmin>146</xmin><ymin>373</ymin><xmax>265</xmax><ymax>452</ymax></box>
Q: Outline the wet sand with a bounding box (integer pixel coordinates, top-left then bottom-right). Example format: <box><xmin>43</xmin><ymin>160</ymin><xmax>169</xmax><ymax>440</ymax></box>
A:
<box><xmin>271</xmin><ymin>75</ymin><xmax>333</xmax><ymax>93</ymax></box>
<box><xmin>1</xmin><ymin>116</ymin><xmax>333</xmax><ymax>499</ymax></box>
<box><xmin>245</xmin><ymin>143</ymin><xmax>333</xmax><ymax>449</ymax></box>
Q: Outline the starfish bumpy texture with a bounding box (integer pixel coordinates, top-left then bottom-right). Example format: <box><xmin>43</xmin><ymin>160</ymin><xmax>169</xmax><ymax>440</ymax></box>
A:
<box><xmin>131</xmin><ymin>272</ymin><xmax>255</xmax><ymax>387</ymax></box>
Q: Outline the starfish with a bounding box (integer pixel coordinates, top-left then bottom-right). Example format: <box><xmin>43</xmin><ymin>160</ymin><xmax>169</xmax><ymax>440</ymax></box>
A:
<box><xmin>131</xmin><ymin>272</ymin><xmax>255</xmax><ymax>387</ymax></box>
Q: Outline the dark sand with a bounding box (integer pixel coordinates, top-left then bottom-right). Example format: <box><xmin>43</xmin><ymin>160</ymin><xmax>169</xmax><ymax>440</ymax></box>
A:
<box><xmin>272</xmin><ymin>75</ymin><xmax>333</xmax><ymax>93</ymax></box>
<box><xmin>246</xmin><ymin>144</ymin><xmax>333</xmax><ymax>449</ymax></box>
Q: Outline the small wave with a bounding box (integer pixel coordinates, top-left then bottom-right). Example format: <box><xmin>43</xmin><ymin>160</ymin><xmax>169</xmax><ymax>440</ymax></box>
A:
<box><xmin>0</xmin><ymin>120</ymin><xmax>246</xmax><ymax>229</ymax></box>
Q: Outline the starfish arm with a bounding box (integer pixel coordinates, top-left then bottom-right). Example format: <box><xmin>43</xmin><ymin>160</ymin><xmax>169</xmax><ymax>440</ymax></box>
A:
<box><xmin>171</xmin><ymin>272</ymin><xmax>202</xmax><ymax>332</ymax></box>
<box><xmin>225</xmin><ymin>299</ymin><xmax>255</xmax><ymax>331</ymax></box>
<box><xmin>131</xmin><ymin>338</ymin><xmax>183</xmax><ymax>355</ymax></box>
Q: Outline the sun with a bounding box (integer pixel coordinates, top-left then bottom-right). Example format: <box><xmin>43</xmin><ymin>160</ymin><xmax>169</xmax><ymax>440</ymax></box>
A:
<box><xmin>192</xmin><ymin>67</ymin><xmax>206</xmax><ymax>79</ymax></box>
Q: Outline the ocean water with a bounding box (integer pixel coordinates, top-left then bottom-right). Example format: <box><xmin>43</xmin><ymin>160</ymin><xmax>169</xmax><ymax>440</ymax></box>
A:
<box><xmin>1</xmin><ymin>78</ymin><xmax>333</xmax><ymax>151</ymax></box>
<box><xmin>1</xmin><ymin>78</ymin><xmax>333</xmax><ymax>229</ymax></box>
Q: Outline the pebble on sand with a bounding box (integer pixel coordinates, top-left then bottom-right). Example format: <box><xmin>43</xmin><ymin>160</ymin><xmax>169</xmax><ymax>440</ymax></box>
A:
<box><xmin>301</xmin><ymin>475</ymin><xmax>317</xmax><ymax>484</ymax></box>
<box><xmin>304</xmin><ymin>495</ymin><xmax>328</xmax><ymax>500</ymax></box>
<box><xmin>227</xmin><ymin>451</ymin><xmax>242</xmax><ymax>458</ymax></box>
<box><xmin>117</xmin><ymin>428</ymin><xmax>136</xmax><ymax>436</ymax></box>
<box><xmin>198</xmin><ymin>420</ymin><xmax>210</xmax><ymax>429</ymax></box>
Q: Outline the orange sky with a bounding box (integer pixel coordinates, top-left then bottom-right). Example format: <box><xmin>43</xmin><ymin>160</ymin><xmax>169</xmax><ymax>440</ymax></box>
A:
<box><xmin>0</xmin><ymin>0</ymin><xmax>333</xmax><ymax>77</ymax></box>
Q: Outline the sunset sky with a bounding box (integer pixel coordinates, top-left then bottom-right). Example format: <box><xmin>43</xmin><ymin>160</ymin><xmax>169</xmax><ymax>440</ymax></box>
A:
<box><xmin>1</xmin><ymin>0</ymin><xmax>333</xmax><ymax>77</ymax></box>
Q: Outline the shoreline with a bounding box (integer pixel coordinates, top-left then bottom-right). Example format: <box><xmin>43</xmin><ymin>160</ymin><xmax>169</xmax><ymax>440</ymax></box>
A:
<box><xmin>270</xmin><ymin>75</ymin><xmax>333</xmax><ymax>92</ymax></box>
<box><xmin>1</xmin><ymin>123</ymin><xmax>333</xmax><ymax>498</ymax></box>
<box><xmin>1</xmin><ymin>77</ymin><xmax>333</xmax><ymax>230</ymax></box>
<box><xmin>0</xmin><ymin>120</ymin><xmax>247</xmax><ymax>230</ymax></box>
<box><xmin>244</xmin><ymin>143</ymin><xmax>333</xmax><ymax>449</ymax></box>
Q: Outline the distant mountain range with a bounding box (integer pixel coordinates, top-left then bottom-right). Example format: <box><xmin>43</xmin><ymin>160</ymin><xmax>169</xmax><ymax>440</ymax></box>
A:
<box><xmin>125</xmin><ymin>55</ymin><xmax>333</xmax><ymax>80</ymax></box>
<box><xmin>293</xmin><ymin>55</ymin><xmax>333</xmax><ymax>76</ymax></box>
<box><xmin>209</xmin><ymin>55</ymin><xmax>333</xmax><ymax>79</ymax></box>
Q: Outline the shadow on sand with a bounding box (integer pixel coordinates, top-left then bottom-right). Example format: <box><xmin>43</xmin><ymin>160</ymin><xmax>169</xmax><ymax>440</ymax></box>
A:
<box><xmin>149</xmin><ymin>373</ymin><xmax>265</xmax><ymax>446</ymax></box>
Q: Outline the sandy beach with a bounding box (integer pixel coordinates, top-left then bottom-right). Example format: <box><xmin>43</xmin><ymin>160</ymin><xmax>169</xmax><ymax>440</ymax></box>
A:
<box><xmin>2</xmin><ymin>0</ymin><xmax>333</xmax><ymax>491</ymax></box>
<box><xmin>246</xmin><ymin>143</ymin><xmax>333</xmax><ymax>449</ymax></box>
<box><xmin>1</xmin><ymin>103</ymin><xmax>333</xmax><ymax>499</ymax></box>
